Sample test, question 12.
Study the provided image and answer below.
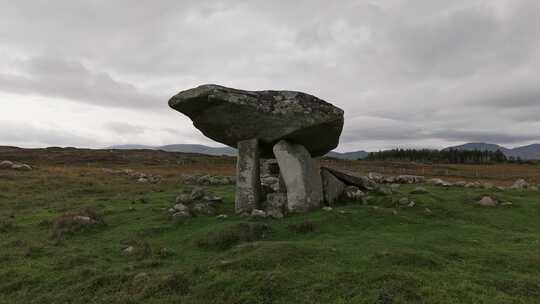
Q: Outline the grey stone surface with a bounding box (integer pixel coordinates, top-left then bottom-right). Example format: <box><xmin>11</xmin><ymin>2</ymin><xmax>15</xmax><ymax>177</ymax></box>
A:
<box><xmin>264</xmin><ymin>193</ymin><xmax>287</xmax><ymax>218</ymax></box>
<box><xmin>0</xmin><ymin>160</ymin><xmax>14</xmax><ymax>169</ymax></box>
<box><xmin>321</xmin><ymin>168</ymin><xmax>346</xmax><ymax>205</ymax></box>
<box><xmin>511</xmin><ymin>179</ymin><xmax>529</xmax><ymax>190</ymax></box>
<box><xmin>235</xmin><ymin>139</ymin><xmax>262</xmax><ymax>214</ymax></box>
<box><xmin>169</xmin><ymin>84</ymin><xmax>344</xmax><ymax>157</ymax></box>
<box><xmin>323</xmin><ymin>167</ymin><xmax>376</xmax><ymax>190</ymax></box>
<box><xmin>343</xmin><ymin>186</ymin><xmax>365</xmax><ymax>200</ymax></box>
<box><xmin>477</xmin><ymin>196</ymin><xmax>498</xmax><ymax>207</ymax></box>
<box><xmin>273</xmin><ymin>140</ymin><xmax>323</xmax><ymax>213</ymax></box>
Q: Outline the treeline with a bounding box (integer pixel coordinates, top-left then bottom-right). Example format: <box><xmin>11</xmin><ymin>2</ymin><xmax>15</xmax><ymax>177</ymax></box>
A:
<box><xmin>366</xmin><ymin>149</ymin><xmax>508</xmax><ymax>164</ymax></box>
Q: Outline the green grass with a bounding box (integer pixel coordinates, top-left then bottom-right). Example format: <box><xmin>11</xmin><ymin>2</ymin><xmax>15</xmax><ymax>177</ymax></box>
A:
<box><xmin>1</xmin><ymin>166</ymin><xmax>540</xmax><ymax>303</ymax></box>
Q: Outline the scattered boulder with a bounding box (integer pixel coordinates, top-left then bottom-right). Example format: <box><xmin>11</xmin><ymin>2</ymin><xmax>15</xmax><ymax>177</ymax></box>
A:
<box><xmin>102</xmin><ymin>168</ymin><xmax>161</xmax><ymax>183</ymax></box>
<box><xmin>191</xmin><ymin>203</ymin><xmax>216</xmax><ymax>216</ymax></box>
<box><xmin>375</xmin><ymin>187</ymin><xmax>392</xmax><ymax>196</ymax></box>
<box><xmin>343</xmin><ymin>186</ymin><xmax>366</xmax><ymax>200</ymax></box>
<box><xmin>0</xmin><ymin>160</ymin><xmax>14</xmax><ymax>168</ymax></box>
<box><xmin>477</xmin><ymin>196</ymin><xmax>498</xmax><ymax>207</ymax></box>
<box><xmin>173</xmin><ymin>203</ymin><xmax>190</xmax><ymax>214</ymax></box>
<box><xmin>0</xmin><ymin>161</ymin><xmax>32</xmax><ymax>171</ymax></box>
<box><xmin>511</xmin><ymin>179</ymin><xmax>529</xmax><ymax>190</ymax></box>
<box><xmin>368</xmin><ymin>172</ymin><xmax>385</xmax><ymax>183</ymax></box>
<box><xmin>175</xmin><ymin>194</ymin><xmax>193</xmax><ymax>205</ymax></box>
<box><xmin>410</xmin><ymin>187</ymin><xmax>429</xmax><ymax>195</ymax></box>
<box><xmin>427</xmin><ymin>178</ymin><xmax>451</xmax><ymax>187</ymax></box>
<box><xmin>398</xmin><ymin>197</ymin><xmax>410</xmax><ymax>206</ymax></box>
<box><xmin>251</xmin><ymin>209</ymin><xmax>267</xmax><ymax>218</ymax></box>
<box><xmin>394</xmin><ymin>175</ymin><xmax>425</xmax><ymax>184</ymax></box>
<box><xmin>465</xmin><ymin>181</ymin><xmax>482</xmax><ymax>188</ymax></box>
<box><xmin>190</xmin><ymin>187</ymin><xmax>205</xmax><ymax>201</ymax></box>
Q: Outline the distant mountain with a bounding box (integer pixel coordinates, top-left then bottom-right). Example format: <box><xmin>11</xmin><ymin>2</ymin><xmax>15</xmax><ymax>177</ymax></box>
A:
<box><xmin>109</xmin><ymin>144</ymin><xmax>236</xmax><ymax>156</ymax></box>
<box><xmin>444</xmin><ymin>142</ymin><xmax>540</xmax><ymax>160</ymax></box>
<box><xmin>326</xmin><ymin>150</ymin><xmax>368</xmax><ymax>160</ymax></box>
<box><xmin>109</xmin><ymin>144</ymin><xmax>368</xmax><ymax>159</ymax></box>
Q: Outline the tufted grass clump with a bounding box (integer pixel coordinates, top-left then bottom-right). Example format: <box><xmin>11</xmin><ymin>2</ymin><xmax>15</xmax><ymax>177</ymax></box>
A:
<box><xmin>195</xmin><ymin>223</ymin><xmax>272</xmax><ymax>250</ymax></box>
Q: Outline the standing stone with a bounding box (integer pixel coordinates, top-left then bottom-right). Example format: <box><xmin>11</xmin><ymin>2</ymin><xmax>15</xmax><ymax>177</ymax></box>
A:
<box><xmin>273</xmin><ymin>140</ymin><xmax>323</xmax><ymax>213</ymax></box>
<box><xmin>235</xmin><ymin>139</ymin><xmax>262</xmax><ymax>214</ymax></box>
<box><xmin>321</xmin><ymin>169</ymin><xmax>345</xmax><ymax>205</ymax></box>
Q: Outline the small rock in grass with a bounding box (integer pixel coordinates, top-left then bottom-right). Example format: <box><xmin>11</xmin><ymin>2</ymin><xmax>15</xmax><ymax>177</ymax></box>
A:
<box><xmin>322</xmin><ymin>206</ymin><xmax>333</xmax><ymax>212</ymax></box>
<box><xmin>175</xmin><ymin>194</ymin><xmax>192</xmax><ymax>205</ymax></box>
<box><xmin>11</xmin><ymin>163</ymin><xmax>32</xmax><ymax>171</ymax></box>
<box><xmin>344</xmin><ymin>186</ymin><xmax>366</xmax><ymax>200</ymax></box>
<box><xmin>137</xmin><ymin>177</ymin><xmax>148</xmax><ymax>183</ymax></box>
<box><xmin>500</xmin><ymin>202</ymin><xmax>513</xmax><ymax>207</ymax></box>
<box><xmin>0</xmin><ymin>160</ymin><xmax>14</xmax><ymax>168</ymax></box>
<box><xmin>216</xmin><ymin>214</ymin><xmax>228</xmax><ymax>219</ymax></box>
<box><xmin>192</xmin><ymin>203</ymin><xmax>216</xmax><ymax>216</ymax></box>
<box><xmin>424</xmin><ymin>208</ymin><xmax>433</xmax><ymax>214</ymax></box>
<box><xmin>411</xmin><ymin>187</ymin><xmax>429</xmax><ymax>194</ymax></box>
<box><xmin>190</xmin><ymin>187</ymin><xmax>205</xmax><ymax>200</ymax></box>
<box><xmin>251</xmin><ymin>209</ymin><xmax>267</xmax><ymax>218</ymax></box>
<box><xmin>172</xmin><ymin>211</ymin><xmax>191</xmax><ymax>218</ymax></box>
<box><xmin>123</xmin><ymin>246</ymin><xmax>136</xmax><ymax>255</ymax></box>
<box><xmin>511</xmin><ymin>179</ymin><xmax>529</xmax><ymax>190</ymax></box>
<box><xmin>173</xmin><ymin>203</ymin><xmax>190</xmax><ymax>213</ymax></box>
<box><xmin>375</xmin><ymin>187</ymin><xmax>392</xmax><ymax>196</ymax></box>
<box><xmin>477</xmin><ymin>196</ymin><xmax>498</xmax><ymax>207</ymax></box>
<box><xmin>398</xmin><ymin>197</ymin><xmax>410</xmax><ymax>206</ymax></box>
<box><xmin>133</xmin><ymin>272</ymin><xmax>149</xmax><ymax>283</ymax></box>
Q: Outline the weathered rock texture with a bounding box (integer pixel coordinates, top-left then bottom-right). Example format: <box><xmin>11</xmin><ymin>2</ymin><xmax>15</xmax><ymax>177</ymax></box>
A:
<box><xmin>273</xmin><ymin>140</ymin><xmax>323</xmax><ymax>212</ymax></box>
<box><xmin>321</xmin><ymin>169</ymin><xmax>346</xmax><ymax>205</ymax></box>
<box><xmin>169</xmin><ymin>84</ymin><xmax>344</xmax><ymax>158</ymax></box>
<box><xmin>322</xmin><ymin>167</ymin><xmax>377</xmax><ymax>190</ymax></box>
<box><xmin>235</xmin><ymin>139</ymin><xmax>262</xmax><ymax>213</ymax></box>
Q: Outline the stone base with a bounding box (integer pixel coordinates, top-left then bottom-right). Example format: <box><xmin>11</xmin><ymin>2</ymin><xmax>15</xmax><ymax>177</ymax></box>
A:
<box><xmin>235</xmin><ymin>139</ymin><xmax>262</xmax><ymax>213</ymax></box>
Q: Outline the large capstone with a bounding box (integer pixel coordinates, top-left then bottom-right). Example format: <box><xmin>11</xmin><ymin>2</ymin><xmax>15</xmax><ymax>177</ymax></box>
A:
<box><xmin>273</xmin><ymin>140</ymin><xmax>323</xmax><ymax>212</ymax></box>
<box><xmin>169</xmin><ymin>84</ymin><xmax>344</xmax><ymax>157</ymax></box>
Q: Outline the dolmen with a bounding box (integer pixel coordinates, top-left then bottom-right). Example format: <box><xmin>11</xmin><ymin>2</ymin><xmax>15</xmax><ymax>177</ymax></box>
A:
<box><xmin>170</xmin><ymin>84</ymin><xmax>354</xmax><ymax>216</ymax></box>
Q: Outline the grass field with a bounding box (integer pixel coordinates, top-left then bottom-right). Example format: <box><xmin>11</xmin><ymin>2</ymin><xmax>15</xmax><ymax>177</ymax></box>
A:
<box><xmin>1</xmin><ymin>149</ymin><xmax>540</xmax><ymax>303</ymax></box>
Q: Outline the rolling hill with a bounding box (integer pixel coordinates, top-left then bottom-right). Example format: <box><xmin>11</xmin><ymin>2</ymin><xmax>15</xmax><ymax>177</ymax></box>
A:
<box><xmin>445</xmin><ymin>142</ymin><xmax>540</xmax><ymax>160</ymax></box>
<box><xmin>109</xmin><ymin>144</ymin><xmax>368</xmax><ymax>159</ymax></box>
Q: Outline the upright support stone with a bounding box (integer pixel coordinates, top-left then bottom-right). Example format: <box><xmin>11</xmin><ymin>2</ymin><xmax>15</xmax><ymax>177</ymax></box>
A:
<box><xmin>273</xmin><ymin>140</ymin><xmax>323</xmax><ymax>213</ymax></box>
<box><xmin>235</xmin><ymin>139</ymin><xmax>261</xmax><ymax>214</ymax></box>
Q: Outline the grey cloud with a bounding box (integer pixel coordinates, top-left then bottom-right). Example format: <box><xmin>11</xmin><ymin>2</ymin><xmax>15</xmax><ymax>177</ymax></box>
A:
<box><xmin>1</xmin><ymin>0</ymin><xmax>540</xmax><ymax>150</ymax></box>
<box><xmin>0</xmin><ymin>56</ymin><xmax>165</xmax><ymax>109</ymax></box>
<box><xmin>104</xmin><ymin>122</ymin><xmax>146</xmax><ymax>135</ymax></box>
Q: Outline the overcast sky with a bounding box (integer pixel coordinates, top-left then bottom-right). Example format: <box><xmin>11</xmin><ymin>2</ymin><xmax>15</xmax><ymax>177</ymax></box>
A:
<box><xmin>1</xmin><ymin>0</ymin><xmax>539</xmax><ymax>152</ymax></box>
